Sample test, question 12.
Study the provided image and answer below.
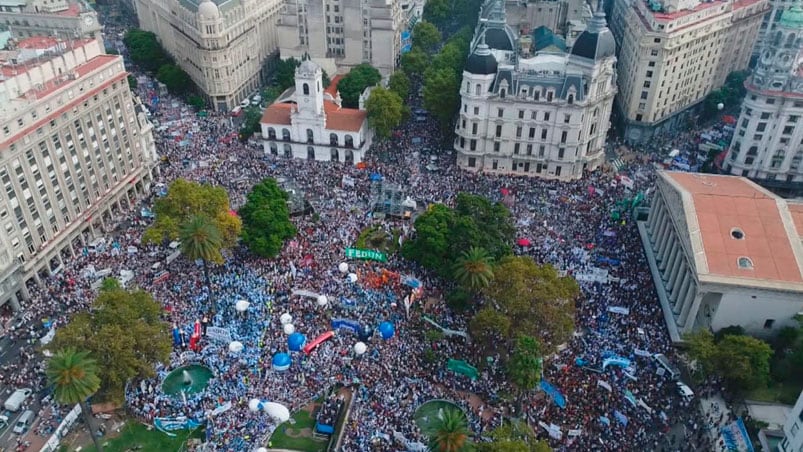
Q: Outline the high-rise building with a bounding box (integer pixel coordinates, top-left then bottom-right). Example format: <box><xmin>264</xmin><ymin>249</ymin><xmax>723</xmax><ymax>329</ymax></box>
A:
<box><xmin>780</xmin><ymin>390</ymin><xmax>803</xmax><ymax>452</ymax></box>
<box><xmin>134</xmin><ymin>0</ymin><xmax>283</xmax><ymax>111</ymax></box>
<box><xmin>0</xmin><ymin>0</ymin><xmax>102</xmax><ymax>42</ymax></box>
<box><xmin>0</xmin><ymin>36</ymin><xmax>158</xmax><ymax>312</ymax></box>
<box><xmin>723</xmin><ymin>4</ymin><xmax>803</xmax><ymax>195</ymax></box>
<box><xmin>754</xmin><ymin>0</ymin><xmax>798</xmax><ymax>59</ymax></box>
<box><xmin>454</xmin><ymin>0</ymin><xmax>617</xmax><ymax>180</ymax></box>
<box><xmin>276</xmin><ymin>0</ymin><xmax>404</xmax><ymax>77</ymax></box>
<box><xmin>609</xmin><ymin>0</ymin><xmax>769</xmax><ymax>143</ymax></box>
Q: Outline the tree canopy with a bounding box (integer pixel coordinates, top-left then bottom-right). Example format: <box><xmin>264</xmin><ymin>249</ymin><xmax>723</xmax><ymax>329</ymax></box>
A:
<box><xmin>685</xmin><ymin>330</ymin><xmax>774</xmax><ymax>391</ymax></box>
<box><xmin>413</xmin><ymin>21</ymin><xmax>442</xmax><ymax>53</ymax></box>
<box><xmin>142</xmin><ymin>179</ymin><xmax>241</xmax><ymax>248</ymax></box>
<box><xmin>124</xmin><ymin>29</ymin><xmax>170</xmax><ymax>72</ymax></box>
<box><xmin>388</xmin><ymin>71</ymin><xmax>410</xmax><ymax>100</ymax></box>
<box><xmin>337</xmin><ymin>64</ymin><xmax>382</xmax><ymax>108</ymax></box>
<box><xmin>508</xmin><ymin>334</ymin><xmax>543</xmax><ymax>392</ymax></box>
<box><xmin>481</xmin><ymin>256</ymin><xmax>578</xmax><ymax>353</ymax></box>
<box><xmin>366</xmin><ymin>86</ymin><xmax>406</xmax><ymax>139</ymax></box>
<box><xmin>401</xmin><ymin>47</ymin><xmax>429</xmax><ymax>76</ymax></box>
<box><xmin>49</xmin><ymin>287</ymin><xmax>171</xmax><ymax>403</ymax></box>
<box><xmin>702</xmin><ymin>70</ymin><xmax>749</xmax><ymax>119</ymax></box>
<box><xmin>156</xmin><ymin>64</ymin><xmax>192</xmax><ymax>95</ymax></box>
<box><xmin>274</xmin><ymin>57</ymin><xmax>301</xmax><ymax>92</ymax></box>
<box><xmin>239</xmin><ymin>178</ymin><xmax>298</xmax><ymax>258</ymax></box>
<box><xmin>422</xmin><ymin>407</ymin><xmax>474</xmax><ymax>452</ymax></box>
<box><xmin>402</xmin><ymin>194</ymin><xmax>514</xmax><ymax>279</ymax></box>
<box><xmin>423</xmin><ymin>66</ymin><xmax>460</xmax><ymax>129</ymax></box>
<box><xmin>477</xmin><ymin>420</ymin><xmax>551</xmax><ymax>452</ymax></box>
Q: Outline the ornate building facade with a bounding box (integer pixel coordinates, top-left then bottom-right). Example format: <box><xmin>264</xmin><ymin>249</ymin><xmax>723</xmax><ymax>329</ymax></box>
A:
<box><xmin>134</xmin><ymin>0</ymin><xmax>283</xmax><ymax>111</ymax></box>
<box><xmin>723</xmin><ymin>4</ymin><xmax>803</xmax><ymax>195</ymax></box>
<box><xmin>454</xmin><ymin>0</ymin><xmax>617</xmax><ymax>180</ymax></box>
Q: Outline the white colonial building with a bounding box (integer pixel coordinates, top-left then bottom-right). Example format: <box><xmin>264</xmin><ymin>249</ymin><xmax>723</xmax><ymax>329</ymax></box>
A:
<box><xmin>454</xmin><ymin>0</ymin><xmax>617</xmax><ymax>180</ymax></box>
<box><xmin>723</xmin><ymin>5</ymin><xmax>803</xmax><ymax>196</ymax></box>
<box><xmin>780</xmin><ymin>390</ymin><xmax>803</xmax><ymax>452</ymax></box>
<box><xmin>639</xmin><ymin>171</ymin><xmax>803</xmax><ymax>343</ymax></box>
<box><xmin>260</xmin><ymin>60</ymin><xmax>372</xmax><ymax>164</ymax></box>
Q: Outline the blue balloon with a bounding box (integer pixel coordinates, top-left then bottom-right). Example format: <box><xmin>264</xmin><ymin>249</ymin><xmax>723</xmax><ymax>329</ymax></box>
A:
<box><xmin>288</xmin><ymin>333</ymin><xmax>306</xmax><ymax>351</ymax></box>
<box><xmin>272</xmin><ymin>352</ymin><xmax>291</xmax><ymax>371</ymax></box>
<box><xmin>378</xmin><ymin>321</ymin><xmax>395</xmax><ymax>340</ymax></box>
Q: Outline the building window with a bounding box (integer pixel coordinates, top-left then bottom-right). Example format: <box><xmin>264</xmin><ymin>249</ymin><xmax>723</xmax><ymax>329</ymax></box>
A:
<box><xmin>475</xmin><ymin>84</ymin><xmax>481</xmax><ymax>95</ymax></box>
<box><xmin>514</xmin><ymin>143</ymin><xmax>520</xmax><ymax>154</ymax></box>
<box><xmin>303</xmin><ymin>83</ymin><xmax>310</xmax><ymax>95</ymax></box>
<box><xmin>730</xmin><ymin>228</ymin><xmax>745</xmax><ymax>240</ymax></box>
<box><xmin>495</xmin><ymin>125</ymin><xmax>502</xmax><ymax>137</ymax></box>
<box><xmin>764</xmin><ymin>319</ymin><xmax>775</xmax><ymax>329</ymax></box>
<box><xmin>493</xmin><ymin>142</ymin><xmax>500</xmax><ymax>152</ymax></box>
<box><xmin>497</xmin><ymin>108</ymin><xmax>504</xmax><ymax>118</ymax></box>
<box><xmin>555</xmin><ymin>166</ymin><xmax>562</xmax><ymax>176</ymax></box>
<box><xmin>492</xmin><ymin>160</ymin><xmax>498</xmax><ymax>170</ymax></box>
<box><xmin>737</xmin><ymin>257</ymin><xmax>753</xmax><ymax>269</ymax></box>
<box><xmin>468</xmin><ymin>157</ymin><xmax>476</xmax><ymax>167</ymax></box>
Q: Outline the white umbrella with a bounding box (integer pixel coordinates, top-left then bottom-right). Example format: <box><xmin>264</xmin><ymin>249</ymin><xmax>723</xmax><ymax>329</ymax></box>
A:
<box><xmin>338</xmin><ymin>262</ymin><xmax>349</xmax><ymax>273</ymax></box>
<box><xmin>228</xmin><ymin>341</ymin><xmax>243</xmax><ymax>353</ymax></box>
<box><xmin>283</xmin><ymin>323</ymin><xmax>295</xmax><ymax>335</ymax></box>
<box><xmin>235</xmin><ymin>299</ymin><xmax>250</xmax><ymax>312</ymax></box>
<box><xmin>353</xmin><ymin>342</ymin><xmax>367</xmax><ymax>355</ymax></box>
<box><xmin>316</xmin><ymin>295</ymin><xmax>328</xmax><ymax>307</ymax></box>
<box><xmin>280</xmin><ymin>313</ymin><xmax>293</xmax><ymax>325</ymax></box>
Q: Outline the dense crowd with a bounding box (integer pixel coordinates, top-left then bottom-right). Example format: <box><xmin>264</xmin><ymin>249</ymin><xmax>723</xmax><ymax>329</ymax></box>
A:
<box><xmin>0</xmin><ymin>17</ymin><xmax>741</xmax><ymax>451</ymax></box>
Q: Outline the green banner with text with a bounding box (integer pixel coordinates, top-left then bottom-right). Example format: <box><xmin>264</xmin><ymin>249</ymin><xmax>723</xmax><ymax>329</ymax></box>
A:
<box><xmin>345</xmin><ymin>248</ymin><xmax>387</xmax><ymax>262</ymax></box>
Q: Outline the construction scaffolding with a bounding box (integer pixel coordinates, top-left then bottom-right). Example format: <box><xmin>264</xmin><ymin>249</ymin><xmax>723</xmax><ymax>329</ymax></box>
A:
<box><xmin>369</xmin><ymin>180</ymin><xmax>416</xmax><ymax>218</ymax></box>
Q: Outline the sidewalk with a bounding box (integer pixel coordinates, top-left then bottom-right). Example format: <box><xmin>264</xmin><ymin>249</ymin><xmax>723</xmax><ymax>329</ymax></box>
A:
<box><xmin>699</xmin><ymin>394</ymin><xmax>733</xmax><ymax>452</ymax></box>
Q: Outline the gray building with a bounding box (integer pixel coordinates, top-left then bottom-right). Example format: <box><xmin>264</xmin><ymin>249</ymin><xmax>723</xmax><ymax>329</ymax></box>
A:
<box><xmin>0</xmin><ymin>0</ymin><xmax>101</xmax><ymax>43</ymax></box>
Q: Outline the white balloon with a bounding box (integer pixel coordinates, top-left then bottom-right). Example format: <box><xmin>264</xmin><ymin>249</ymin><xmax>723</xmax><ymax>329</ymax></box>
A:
<box><xmin>263</xmin><ymin>402</ymin><xmax>291</xmax><ymax>423</ymax></box>
<box><xmin>283</xmin><ymin>323</ymin><xmax>295</xmax><ymax>335</ymax></box>
<box><xmin>228</xmin><ymin>341</ymin><xmax>244</xmax><ymax>353</ymax></box>
<box><xmin>248</xmin><ymin>398</ymin><xmax>261</xmax><ymax>412</ymax></box>
<box><xmin>347</xmin><ymin>273</ymin><xmax>358</xmax><ymax>283</ymax></box>
<box><xmin>353</xmin><ymin>341</ymin><xmax>367</xmax><ymax>355</ymax></box>
<box><xmin>316</xmin><ymin>295</ymin><xmax>328</xmax><ymax>307</ymax></box>
<box><xmin>235</xmin><ymin>299</ymin><xmax>250</xmax><ymax>312</ymax></box>
<box><xmin>717</xmin><ymin>102</ymin><xmax>724</xmax><ymax>110</ymax></box>
<box><xmin>280</xmin><ymin>313</ymin><xmax>293</xmax><ymax>325</ymax></box>
<box><xmin>338</xmin><ymin>262</ymin><xmax>349</xmax><ymax>273</ymax></box>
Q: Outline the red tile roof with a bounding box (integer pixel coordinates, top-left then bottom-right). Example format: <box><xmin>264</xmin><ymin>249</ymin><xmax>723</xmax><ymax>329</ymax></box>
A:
<box><xmin>260</xmin><ymin>103</ymin><xmax>293</xmax><ymax>126</ymax></box>
<box><xmin>17</xmin><ymin>36</ymin><xmax>60</xmax><ymax>49</ymax></box>
<box><xmin>664</xmin><ymin>172</ymin><xmax>803</xmax><ymax>284</ymax></box>
<box><xmin>323</xmin><ymin>101</ymin><xmax>366</xmax><ymax>132</ymax></box>
<box><xmin>325</xmin><ymin>75</ymin><xmax>344</xmax><ymax>98</ymax></box>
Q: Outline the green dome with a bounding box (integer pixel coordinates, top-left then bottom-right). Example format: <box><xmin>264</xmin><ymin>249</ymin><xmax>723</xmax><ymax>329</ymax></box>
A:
<box><xmin>780</xmin><ymin>5</ymin><xmax>803</xmax><ymax>28</ymax></box>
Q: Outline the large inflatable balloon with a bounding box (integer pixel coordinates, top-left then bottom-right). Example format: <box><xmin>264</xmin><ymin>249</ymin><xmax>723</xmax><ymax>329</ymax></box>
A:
<box><xmin>378</xmin><ymin>321</ymin><xmax>395</xmax><ymax>340</ymax></box>
<box><xmin>288</xmin><ymin>332</ymin><xmax>307</xmax><ymax>351</ymax></box>
<box><xmin>272</xmin><ymin>352</ymin><xmax>291</xmax><ymax>371</ymax></box>
<box><xmin>283</xmin><ymin>323</ymin><xmax>295</xmax><ymax>335</ymax></box>
<box><xmin>280</xmin><ymin>313</ymin><xmax>293</xmax><ymax>325</ymax></box>
<box><xmin>338</xmin><ymin>262</ymin><xmax>349</xmax><ymax>273</ymax></box>
<box><xmin>316</xmin><ymin>295</ymin><xmax>328</xmax><ymax>307</ymax></box>
<box><xmin>228</xmin><ymin>341</ymin><xmax>243</xmax><ymax>353</ymax></box>
<box><xmin>235</xmin><ymin>299</ymin><xmax>250</xmax><ymax>312</ymax></box>
<box><xmin>249</xmin><ymin>399</ymin><xmax>291</xmax><ymax>423</ymax></box>
<box><xmin>353</xmin><ymin>342</ymin><xmax>367</xmax><ymax>355</ymax></box>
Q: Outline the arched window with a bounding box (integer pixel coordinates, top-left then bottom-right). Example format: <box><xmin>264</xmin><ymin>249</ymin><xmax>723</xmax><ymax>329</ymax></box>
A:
<box><xmin>567</xmin><ymin>94</ymin><xmax>574</xmax><ymax>104</ymax></box>
<box><xmin>303</xmin><ymin>83</ymin><xmax>310</xmax><ymax>95</ymax></box>
<box><xmin>475</xmin><ymin>84</ymin><xmax>481</xmax><ymax>95</ymax></box>
<box><xmin>773</xmin><ymin>31</ymin><xmax>783</xmax><ymax>46</ymax></box>
<box><xmin>331</xmin><ymin>148</ymin><xmax>339</xmax><ymax>161</ymax></box>
<box><xmin>307</xmin><ymin>146</ymin><xmax>316</xmax><ymax>160</ymax></box>
<box><xmin>283</xmin><ymin>143</ymin><xmax>292</xmax><ymax>157</ymax></box>
<box><xmin>500</xmin><ymin>89</ymin><xmax>506</xmax><ymax>98</ymax></box>
<box><xmin>267</xmin><ymin>127</ymin><xmax>276</xmax><ymax>139</ymax></box>
<box><xmin>306</xmin><ymin>129</ymin><xmax>314</xmax><ymax>143</ymax></box>
<box><xmin>269</xmin><ymin>142</ymin><xmax>278</xmax><ymax>155</ymax></box>
<box><xmin>345</xmin><ymin>135</ymin><xmax>354</xmax><ymax>148</ymax></box>
<box><xmin>282</xmin><ymin>128</ymin><xmax>291</xmax><ymax>141</ymax></box>
<box><xmin>345</xmin><ymin>149</ymin><xmax>354</xmax><ymax>164</ymax></box>
<box><xmin>330</xmin><ymin>133</ymin><xmax>339</xmax><ymax>146</ymax></box>
<box><xmin>466</xmin><ymin>82</ymin><xmax>470</xmax><ymax>92</ymax></box>
<box><xmin>786</xmin><ymin>33</ymin><xmax>796</xmax><ymax>48</ymax></box>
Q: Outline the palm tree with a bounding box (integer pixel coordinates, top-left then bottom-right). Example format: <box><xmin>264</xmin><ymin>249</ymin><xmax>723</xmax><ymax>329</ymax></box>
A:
<box><xmin>179</xmin><ymin>215</ymin><xmax>223</xmax><ymax>308</ymax></box>
<box><xmin>46</xmin><ymin>348</ymin><xmax>104</xmax><ymax>452</ymax></box>
<box><xmin>423</xmin><ymin>407</ymin><xmax>474</xmax><ymax>452</ymax></box>
<box><xmin>452</xmin><ymin>247</ymin><xmax>494</xmax><ymax>292</ymax></box>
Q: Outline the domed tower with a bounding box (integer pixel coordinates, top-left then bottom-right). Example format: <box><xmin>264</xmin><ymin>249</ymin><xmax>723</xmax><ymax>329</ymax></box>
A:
<box><xmin>570</xmin><ymin>0</ymin><xmax>616</xmax><ymax>62</ymax></box>
<box><xmin>753</xmin><ymin>3</ymin><xmax>803</xmax><ymax>91</ymax></box>
<box><xmin>197</xmin><ymin>0</ymin><xmax>222</xmax><ymax>36</ymax></box>
<box><xmin>461</xmin><ymin>37</ymin><xmax>498</xmax><ymax>101</ymax></box>
<box><xmin>295</xmin><ymin>58</ymin><xmax>324</xmax><ymax>116</ymax></box>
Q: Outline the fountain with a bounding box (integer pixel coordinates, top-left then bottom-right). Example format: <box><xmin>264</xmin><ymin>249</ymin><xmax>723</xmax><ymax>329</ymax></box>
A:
<box><xmin>162</xmin><ymin>364</ymin><xmax>214</xmax><ymax>398</ymax></box>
